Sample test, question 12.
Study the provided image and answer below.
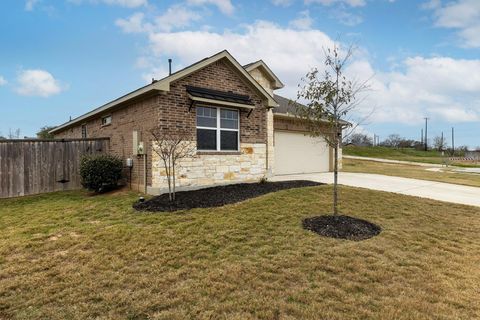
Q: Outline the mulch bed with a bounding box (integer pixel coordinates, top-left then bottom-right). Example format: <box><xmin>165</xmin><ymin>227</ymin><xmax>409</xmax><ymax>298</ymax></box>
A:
<box><xmin>302</xmin><ymin>215</ymin><xmax>381</xmax><ymax>241</ymax></box>
<box><xmin>133</xmin><ymin>180</ymin><xmax>322</xmax><ymax>212</ymax></box>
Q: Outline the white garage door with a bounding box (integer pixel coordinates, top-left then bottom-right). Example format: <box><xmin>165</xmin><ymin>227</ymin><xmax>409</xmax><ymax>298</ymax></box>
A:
<box><xmin>274</xmin><ymin>131</ymin><xmax>330</xmax><ymax>175</ymax></box>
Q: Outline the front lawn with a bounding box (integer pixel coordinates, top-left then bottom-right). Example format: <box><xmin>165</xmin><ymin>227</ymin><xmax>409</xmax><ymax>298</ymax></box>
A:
<box><xmin>1</xmin><ymin>187</ymin><xmax>480</xmax><ymax>319</ymax></box>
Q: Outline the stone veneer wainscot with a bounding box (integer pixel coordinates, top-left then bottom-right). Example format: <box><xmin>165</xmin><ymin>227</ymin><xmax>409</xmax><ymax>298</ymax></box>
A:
<box><xmin>149</xmin><ymin>142</ymin><xmax>267</xmax><ymax>194</ymax></box>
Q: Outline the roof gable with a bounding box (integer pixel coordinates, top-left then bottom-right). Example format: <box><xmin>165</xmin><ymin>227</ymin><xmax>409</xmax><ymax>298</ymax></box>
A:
<box><xmin>152</xmin><ymin>50</ymin><xmax>278</xmax><ymax>107</ymax></box>
<box><xmin>244</xmin><ymin>60</ymin><xmax>284</xmax><ymax>90</ymax></box>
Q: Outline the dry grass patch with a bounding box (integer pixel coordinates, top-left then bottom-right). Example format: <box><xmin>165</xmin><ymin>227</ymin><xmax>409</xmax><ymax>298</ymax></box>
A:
<box><xmin>344</xmin><ymin>158</ymin><xmax>480</xmax><ymax>188</ymax></box>
<box><xmin>0</xmin><ymin>187</ymin><xmax>480</xmax><ymax>319</ymax></box>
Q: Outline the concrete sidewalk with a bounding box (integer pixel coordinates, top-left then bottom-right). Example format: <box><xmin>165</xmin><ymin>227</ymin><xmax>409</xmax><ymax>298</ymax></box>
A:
<box><xmin>343</xmin><ymin>155</ymin><xmax>447</xmax><ymax>167</ymax></box>
<box><xmin>271</xmin><ymin>172</ymin><xmax>480</xmax><ymax>207</ymax></box>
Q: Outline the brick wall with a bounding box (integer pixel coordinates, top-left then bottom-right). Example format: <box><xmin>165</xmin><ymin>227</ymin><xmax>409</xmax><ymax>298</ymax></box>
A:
<box><xmin>53</xmin><ymin>58</ymin><xmax>269</xmax><ymax>192</ymax></box>
<box><xmin>54</xmin><ymin>96</ymin><xmax>158</xmax><ymax>191</ymax></box>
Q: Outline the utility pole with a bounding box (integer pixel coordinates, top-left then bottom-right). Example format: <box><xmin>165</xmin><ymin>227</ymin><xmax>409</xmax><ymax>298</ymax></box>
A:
<box><xmin>421</xmin><ymin>129</ymin><xmax>424</xmax><ymax>144</ymax></box>
<box><xmin>441</xmin><ymin>131</ymin><xmax>444</xmax><ymax>152</ymax></box>
<box><xmin>452</xmin><ymin>127</ymin><xmax>455</xmax><ymax>156</ymax></box>
<box><xmin>424</xmin><ymin>117</ymin><xmax>429</xmax><ymax>151</ymax></box>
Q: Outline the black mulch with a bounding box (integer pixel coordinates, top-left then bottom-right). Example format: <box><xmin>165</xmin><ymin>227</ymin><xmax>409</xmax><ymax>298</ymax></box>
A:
<box><xmin>133</xmin><ymin>180</ymin><xmax>322</xmax><ymax>212</ymax></box>
<box><xmin>302</xmin><ymin>215</ymin><xmax>381</xmax><ymax>241</ymax></box>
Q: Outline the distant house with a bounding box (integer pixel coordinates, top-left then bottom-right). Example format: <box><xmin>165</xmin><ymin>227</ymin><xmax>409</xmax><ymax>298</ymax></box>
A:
<box><xmin>51</xmin><ymin>50</ymin><xmax>341</xmax><ymax>194</ymax></box>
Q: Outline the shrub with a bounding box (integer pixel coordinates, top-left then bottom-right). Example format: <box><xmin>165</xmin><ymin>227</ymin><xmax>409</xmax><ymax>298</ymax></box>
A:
<box><xmin>80</xmin><ymin>154</ymin><xmax>123</xmax><ymax>192</ymax></box>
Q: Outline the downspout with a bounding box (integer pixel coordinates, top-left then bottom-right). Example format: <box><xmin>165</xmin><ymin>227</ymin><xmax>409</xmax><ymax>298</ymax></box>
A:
<box><xmin>265</xmin><ymin>108</ymin><xmax>269</xmax><ymax>175</ymax></box>
<box><xmin>144</xmin><ymin>153</ymin><xmax>147</xmax><ymax>194</ymax></box>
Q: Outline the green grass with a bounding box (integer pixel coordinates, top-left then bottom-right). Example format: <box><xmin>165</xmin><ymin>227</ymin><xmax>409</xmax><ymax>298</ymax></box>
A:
<box><xmin>1</xmin><ymin>188</ymin><xmax>480</xmax><ymax>319</ymax></box>
<box><xmin>343</xmin><ymin>146</ymin><xmax>480</xmax><ymax>167</ymax></box>
<box><xmin>344</xmin><ymin>158</ymin><xmax>480</xmax><ymax>188</ymax></box>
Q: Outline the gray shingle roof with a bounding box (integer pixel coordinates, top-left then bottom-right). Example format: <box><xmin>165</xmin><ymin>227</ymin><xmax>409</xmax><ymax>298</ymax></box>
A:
<box><xmin>273</xmin><ymin>94</ymin><xmax>305</xmax><ymax>115</ymax></box>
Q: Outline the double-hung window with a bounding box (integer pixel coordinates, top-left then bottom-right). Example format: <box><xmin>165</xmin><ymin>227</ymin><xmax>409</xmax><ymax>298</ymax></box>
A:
<box><xmin>196</xmin><ymin>106</ymin><xmax>239</xmax><ymax>151</ymax></box>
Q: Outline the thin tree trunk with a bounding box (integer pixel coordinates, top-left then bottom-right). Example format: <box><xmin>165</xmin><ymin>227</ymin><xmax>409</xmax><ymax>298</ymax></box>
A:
<box><xmin>333</xmin><ymin>140</ymin><xmax>339</xmax><ymax>216</ymax></box>
<box><xmin>172</xmin><ymin>157</ymin><xmax>176</xmax><ymax>201</ymax></box>
<box><xmin>167</xmin><ymin>157</ymin><xmax>172</xmax><ymax>202</ymax></box>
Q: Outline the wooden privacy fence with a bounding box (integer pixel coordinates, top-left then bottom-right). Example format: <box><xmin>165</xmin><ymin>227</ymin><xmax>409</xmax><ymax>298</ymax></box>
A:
<box><xmin>0</xmin><ymin>138</ymin><xmax>110</xmax><ymax>199</ymax></box>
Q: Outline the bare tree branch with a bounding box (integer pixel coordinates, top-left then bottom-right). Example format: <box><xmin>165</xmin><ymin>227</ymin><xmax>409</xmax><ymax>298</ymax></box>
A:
<box><xmin>150</xmin><ymin>128</ymin><xmax>196</xmax><ymax>202</ymax></box>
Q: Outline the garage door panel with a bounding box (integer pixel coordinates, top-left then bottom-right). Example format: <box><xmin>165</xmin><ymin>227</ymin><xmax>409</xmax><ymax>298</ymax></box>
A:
<box><xmin>274</xmin><ymin>131</ymin><xmax>330</xmax><ymax>175</ymax></box>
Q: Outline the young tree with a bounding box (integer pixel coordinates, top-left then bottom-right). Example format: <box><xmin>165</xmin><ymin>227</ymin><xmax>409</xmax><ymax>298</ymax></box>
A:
<box><xmin>37</xmin><ymin>126</ymin><xmax>56</xmax><ymax>139</ymax></box>
<box><xmin>150</xmin><ymin>128</ymin><xmax>196</xmax><ymax>202</ymax></box>
<box><xmin>296</xmin><ymin>44</ymin><xmax>369</xmax><ymax>216</ymax></box>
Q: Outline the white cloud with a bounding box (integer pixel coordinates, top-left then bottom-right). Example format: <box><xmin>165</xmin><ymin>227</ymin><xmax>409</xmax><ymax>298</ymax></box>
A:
<box><xmin>187</xmin><ymin>0</ymin><xmax>234</xmax><ymax>15</ymax></box>
<box><xmin>116</xmin><ymin>6</ymin><xmax>201</xmax><ymax>33</ymax></box>
<box><xmin>115</xmin><ymin>12</ymin><xmax>147</xmax><ymax>33</ymax></box>
<box><xmin>15</xmin><ymin>69</ymin><xmax>64</xmax><ymax>97</ymax></box>
<box><xmin>144</xmin><ymin>21</ymin><xmax>335</xmax><ymax>91</ymax></box>
<box><xmin>332</xmin><ymin>8</ymin><xmax>363</xmax><ymax>26</ymax></box>
<box><xmin>0</xmin><ymin>76</ymin><xmax>7</xmax><ymax>86</ymax></box>
<box><xmin>289</xmin><ymin>10</ymin><xmax>313</xmax><ymax>30</ymax></box>
<box><xmin>305</xmin><ymin>0</ymin><xmax>366</xmax><ymax>7</ymax></box>
<box><xmin>25</xmin><ymin>0</ymin><xmax>39</xmax><ymax>11</ymax></box>
<box><xmin>426</xmin><ymin>0</ymin><xmax>480</xmax><ymax>47</ymax></box>
<box><xmin>360</xmin><ymin>56</ymin><xmax>480</xmax><ymax>124</ymax></box>
<box><xmin>68</xmin><ymin>0</ymin><xmax>147</xmax><ymax>8</ymax></box>
<box><xmin>118</xmin><ymin>18</ymin><xmax>480</xmax><ymax>124</ymax></box>
<box><xmin>155</xmin><ymin>6</ymin><xmax>201</xmax><ymax>32</ymax></box>
<box><xmin>271</xmin><ymin>0</ymin><xmax>293</xmax><ymax>6</ymax></box>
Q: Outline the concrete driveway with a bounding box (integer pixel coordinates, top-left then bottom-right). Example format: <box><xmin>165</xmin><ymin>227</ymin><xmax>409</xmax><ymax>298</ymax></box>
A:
<box><xmin>271</xmin><ymin>172</ymin><xmax>480</xmax><ymax>207</ymax></box>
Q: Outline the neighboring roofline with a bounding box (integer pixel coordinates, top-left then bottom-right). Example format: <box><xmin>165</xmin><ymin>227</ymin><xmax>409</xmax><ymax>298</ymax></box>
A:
<box><xmin>51</xmin><ymin>50</ymin><xmax>279</xmax><ymax>134</ymax></box>
<box><xmin>244</xmin><ymin>60</ymin><xmax>284</xmax><ymax>89</ymax></box>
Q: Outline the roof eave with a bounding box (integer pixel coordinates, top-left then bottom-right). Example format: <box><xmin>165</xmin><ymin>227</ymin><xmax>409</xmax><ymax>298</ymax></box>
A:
<box><xmin>50</xmin><ymin>87</ymin><xmax>163</xmax><ymax>134</ymax></box>
<box><xmin>51</xmin><ymin>50</ymin><xmax>280</xmax><ymax>134</ymax></box>
<box><xmin>273</xmin><ymin>112</ymin><xmax>350</xmax><ymax>126</ymax></box>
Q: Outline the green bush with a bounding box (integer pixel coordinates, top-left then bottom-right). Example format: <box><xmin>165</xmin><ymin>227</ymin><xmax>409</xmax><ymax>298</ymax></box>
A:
<box><xmin>80</xmin><ymin>154</ymin><xmax>123</xmax><ymax>192</ymax></box>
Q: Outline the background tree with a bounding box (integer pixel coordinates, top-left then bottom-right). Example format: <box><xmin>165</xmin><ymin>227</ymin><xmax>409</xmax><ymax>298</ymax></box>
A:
<box><xmin>381</xmin><ymin>134</ymin><xmax>403</xmax><ymax>148</ymax></box>
<box><xmin>37</xmin><ymin>126</ymin><xmax>56</xmax><ymax>139</ymax></box>
<box><xmin>150</xmin><ymin>128</ymin><xmax>196</xmax><ymax>202</ymax></box>
<box><xmin>296</xmin><ymin>44</ymin><xmax>369</xmax><ymax>216</ymax></box>
<box><xmin>8</xmin><ymin>128</ymin><xmax>21</xmax><ymax>139</ymax></box>
<box><xmin>456</xmin><ymin>145</ymin><xmax>469</xmax><ymax>156</ymax></box>
<box><xmin>433</xmin><ymin>135</ymin><xmax>447</xmax><ymax>151</ymax></box>
<box><xmin>345</xmin><ymin>133</ymin><xmax>373</xmax><ymax>146</ymax></box>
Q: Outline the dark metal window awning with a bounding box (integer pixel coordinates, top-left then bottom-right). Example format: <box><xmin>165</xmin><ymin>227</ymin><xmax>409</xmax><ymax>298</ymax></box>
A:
<box><xmin>186</xmin><ymin>86</ymin><xmax>255</xmax><ymax>110</ymax></box>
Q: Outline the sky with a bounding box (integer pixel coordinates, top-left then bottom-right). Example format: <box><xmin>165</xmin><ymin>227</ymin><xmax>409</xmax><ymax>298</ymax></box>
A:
<box><xmin>1</xmin><ymin>0</ymin><xmax>480</xmax><ymax>148</ymax></box>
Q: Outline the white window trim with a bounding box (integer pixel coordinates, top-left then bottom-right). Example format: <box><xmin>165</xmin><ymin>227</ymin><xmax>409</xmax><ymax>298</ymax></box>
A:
<box><xmin>196</xmin><ymin>106</ymin><xmax>240</xmax><ymax>152</ymax></box>
<box><xmin>101</xmin><ymin>115</ymin><xmax>112</xmax><ymax>126</ymax></box>
<box><xmin>81</xmin><ymin>123</ymin><xmax>87</xmax><ymax>138</ymax></box>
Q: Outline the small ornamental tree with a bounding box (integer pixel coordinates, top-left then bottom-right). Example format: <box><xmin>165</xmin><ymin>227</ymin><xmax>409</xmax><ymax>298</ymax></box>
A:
<box><xmin>150</xmin><ymin>128</ymin><xmax>196</xmax><ymax>202</ymax></box>
<box><xmin>80</xmin><ymin>154</ymin><xmax>123</xmax><ymax>192</ymax></box>
<box><xmin>296</xmin><ymin>44</ymin><xmax>369</xmax><ymax>216</ymax></box>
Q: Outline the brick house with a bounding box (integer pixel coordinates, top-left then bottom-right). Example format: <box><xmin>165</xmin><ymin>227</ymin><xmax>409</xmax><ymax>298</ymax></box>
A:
<box><xmin>51</xmin><ymin>50</ymin><xmax>340</xmax><ymax>194</ymax></box>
